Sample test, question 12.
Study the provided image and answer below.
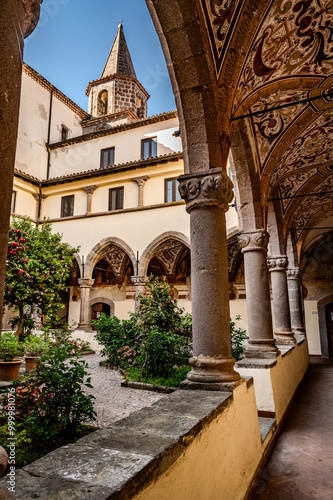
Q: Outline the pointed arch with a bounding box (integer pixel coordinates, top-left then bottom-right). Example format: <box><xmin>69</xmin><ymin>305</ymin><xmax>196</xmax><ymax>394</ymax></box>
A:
<box><xmin>85</xmin><ymin>237</ymin><xmax>136</xmax><ymax>279</ymax></box>
<box><xmin>138</xmin><ymin>231</ymin><xmax>190</xmax><ymax>277</ymax></box>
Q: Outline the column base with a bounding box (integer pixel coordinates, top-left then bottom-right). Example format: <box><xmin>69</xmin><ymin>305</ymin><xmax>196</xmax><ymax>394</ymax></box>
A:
<box><xmin>245</xmin><ymin>339</ymin><xmax>279</xmax><ymax>359</ymax></box>
<box><xmin>274</xmin><ymin>330</ymin><xmax>296</xmax><ymax>345</ymax></box>
<box><xmin>180</xmin><ymin>378</ymin><xmax>244</xmax><ymax>392</ymax></box>
<box><xmin>78</xmin><ymin>323</ymin><xmax>92</xmax><ymax>332</ymax></box>
<box><xmin>184</xmin><ymin>355</ymin><xmax>241</xmax><ymax>386</ymax></box>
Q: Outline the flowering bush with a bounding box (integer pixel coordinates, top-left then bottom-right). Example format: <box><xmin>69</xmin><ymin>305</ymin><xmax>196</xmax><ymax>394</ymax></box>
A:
<box><xmin>3</xmin><ymin>345</ymin><xmax>96</xmax><ymax>446</ymax></box>
<box><xmin>94</xmin><ymin>276</ymin><xmax>191</xmax><ymax>379</ymax></box>
<box><xmin>93</xmin><ymin>315</ymin><xmax>139</xmax><ymax>369</ymax></box>
<box><xmin>4</xmin><ymin>218</ymin><xmax>78</xmax><ymax>339</ymax></box>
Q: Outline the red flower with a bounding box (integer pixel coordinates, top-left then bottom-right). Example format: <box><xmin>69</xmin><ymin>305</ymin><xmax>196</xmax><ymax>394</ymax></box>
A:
<box><xmin>18</xmin><ymin>270</ymin><xmax>24</xmax><ymax>274</ymax></box>
<box><xmin>24</xmin><ymin>259</ymin><xmax>28</xmax><ymax>263</ymax></box>
<box><xmin>19</xmin><ymin>246</ymin><xmax>23</xmax><ymax>250</ymax></box>
<box><xmin>19</xmin><ymin>238</ymin><xmax>25</xmax><ymax>243</ymax></box>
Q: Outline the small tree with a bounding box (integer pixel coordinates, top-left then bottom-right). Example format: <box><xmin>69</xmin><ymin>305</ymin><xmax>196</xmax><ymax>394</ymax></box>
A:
<box><xmin>4</xmin><ymin>218</ymin><xmax>78</xmax><ymax>339</ymax></box>
<box><xmin>132</xmin><ymin>275</ymin><xmax>191</xmax><ymax>378</ymax></box>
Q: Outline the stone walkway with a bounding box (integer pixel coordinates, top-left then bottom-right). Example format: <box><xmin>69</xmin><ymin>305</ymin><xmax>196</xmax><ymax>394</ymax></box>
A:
<box><xmin>253</xmin><ymin>358</ymin><xmax>333</xmax><ymax>500</ymax></box>
<box><xmin>82</xmin><ymin>353</ymin><xmax>166</xmax><ymax>428</ymax></box>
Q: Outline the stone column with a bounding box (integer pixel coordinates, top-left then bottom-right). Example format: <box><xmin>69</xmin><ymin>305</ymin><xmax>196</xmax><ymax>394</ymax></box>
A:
<box><xmin>239</xmin><ymin>230</ymin><xmax>279</xmax><ymax>357</ymax></box>
<box><xmin>133</xmin><ymin>176</ymin><xmax>149</xmax><ymax>207</ymax></box>
<box><xmin>267</xmin><ymin>256</ymin><xmax>295</xmax><ymax>344</ymax></box>
<box><xmin>0</xmin><ymin>0</ymin><xmax>42</xmax><ymax>329</ymax></box>
<box><xmin>178</xmin><ymin>168</ymin><xmax>240</xmax><ymax>388</ymax></box>
<box><xmin>131</xmin><ymin>276</ymin><xmax>147</xmax><ymax>311</ymax></box>
<box><xmin>78</xmin><ymin>278</ymin><xmax>95</xmax><ymax>330</ymax></box>
<box><xmin>287</xmin><ymin>267</ymin><xmax>306</xmax><ymax>336</ymax></box>
<box><xmin>83</xmin><ymin>185</ymin><xmax>98</xmax><ymax>214</ymax></box>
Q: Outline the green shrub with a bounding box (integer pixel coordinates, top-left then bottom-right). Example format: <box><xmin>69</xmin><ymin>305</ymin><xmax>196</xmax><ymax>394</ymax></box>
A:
<box><xmin>24</xmin><ymin>335</ymin><xmax>50</xmax><ymax>356</ymax></box>
<box><xmin>230</xmin><ymin>315</ymin><xmax>247</xmax><ymax>361</ymax></box>
<box><xmin>0</xmin><ymin>332</ymin><xmax>24</xmax><ymax>361</ymax></box>
<box><xmin>93</xmin><ymin>315</ymin><xmax>139</xmax><ymax>369</ymax></box>
<box><xmin>7</xmin><ymin>345</ymin><xmax>96</xmax><ymax>447</ymax></box>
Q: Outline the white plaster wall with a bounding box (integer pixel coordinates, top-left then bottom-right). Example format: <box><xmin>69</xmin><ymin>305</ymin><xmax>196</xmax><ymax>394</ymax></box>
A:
<box><xmin>49</xmin><ymin>96</ymin><xmax>83</xmax><ymax>145</ymax></box>
<box><xmin>304</xmin><ymin>300</ymin><xmax>321</xmax><ymax>355</ymax></box>
<box><xmin>49</xmin><ymin>118</ymin><xmax>182</xmax><ymax>178</ymax></box>
<box><xmin>16</xmin><ymin>73</ymin><xmax>50</xmax><ymax>179</ymax></box>
<box><xmin>16</xmin><ymin>72</ymin><xmax>83</xmax><ymax>180</ymax></box>
<box><xmin>48</xmin><ymin>204</ymin><xmax>190</xmax><ymax>265</ymax></box>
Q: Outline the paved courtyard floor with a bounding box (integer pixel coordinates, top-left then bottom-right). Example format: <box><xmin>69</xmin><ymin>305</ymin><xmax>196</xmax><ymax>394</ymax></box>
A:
<box><xmin>253</xmin><ymin>358</ymin><xmax>333</xmax><ymax>500</ymax></box>
<box><xmin>82</xmin><ymin>353</ymin><xmax>166</xmax><ymax>428</ymax></box>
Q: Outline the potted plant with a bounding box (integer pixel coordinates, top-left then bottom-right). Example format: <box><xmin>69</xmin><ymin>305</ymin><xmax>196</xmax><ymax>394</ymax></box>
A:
<box><xmin>24</xmin><ymin>335</ymin><xmax>50</xmax><ymax>373</ymax></box>
<box><xmin>0</xmin><ymin>332</ymin><xmax>24</xmax><ymax>381</ymax></box>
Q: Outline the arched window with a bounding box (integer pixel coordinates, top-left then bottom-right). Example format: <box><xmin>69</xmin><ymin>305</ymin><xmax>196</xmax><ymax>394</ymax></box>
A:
<box><xmin>97</xmin><ymin>90</ymin><xmax>108</xmax><ymax>116</ymax></box>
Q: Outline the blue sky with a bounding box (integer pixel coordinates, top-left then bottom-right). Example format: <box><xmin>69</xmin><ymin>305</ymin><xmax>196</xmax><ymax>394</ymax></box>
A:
<box><xmin>24</xmin><ymin>0</ymin><xmax>175</xmax><ymax>116</ymax></box>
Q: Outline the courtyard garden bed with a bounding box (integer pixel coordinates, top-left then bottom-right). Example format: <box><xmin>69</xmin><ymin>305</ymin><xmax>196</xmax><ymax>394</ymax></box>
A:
<box><xmin>94</xmin><ymin>276</ymin><xmax>247</xmax><ymax>388</ymax></box>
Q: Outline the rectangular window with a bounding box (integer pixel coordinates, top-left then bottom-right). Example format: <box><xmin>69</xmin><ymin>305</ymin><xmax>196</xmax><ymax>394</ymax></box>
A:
<box><xmin>61</xmin><ymin>195</ymin><xmax>74</xmax><ymax>218</ymax></box>
<box><xmin>109</xmin><ymin>187</ymin><xmax>124</xmax><ymax>211</ymax></box>
<box><xmin>101</xmin><ymin>147</ymin><xmax>115</xmax><ymax>168</ymax></box>
<box><xmin>11</xmin><ymin>191</ymin><xmax>17</xmax><ymax>213</ymax></box>
<box><xmin>141</xmin><ymin>137</ymin><xmax>157</xmax><ymax>160</ymax></box>
<box><xmin>165</xmin><ymin>178</ymin><xmax>182</xmax><ymax>203</ymax></box>
<box><xmin>61</xmin><ymin>125</ymin><xmax>69</xmax><ymax>142</ymax></box>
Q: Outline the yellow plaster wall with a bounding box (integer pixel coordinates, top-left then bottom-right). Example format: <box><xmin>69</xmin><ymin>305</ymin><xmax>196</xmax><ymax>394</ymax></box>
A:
<box><xmin>133</xmin><ymin>382</ymin><xmax>263</xmax><ymax>500</ymax></box>
<box><xmin>270</xmin><ymin>340</ymin><xmax>309</xmax><ymax>422</ymax></box>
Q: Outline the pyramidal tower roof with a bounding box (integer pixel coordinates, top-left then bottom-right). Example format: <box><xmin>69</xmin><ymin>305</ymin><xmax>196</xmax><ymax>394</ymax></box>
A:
<box><xmin>101</xmin><ymin>22</ymin><xmax>137</xmax><ymax>79</ymax></box>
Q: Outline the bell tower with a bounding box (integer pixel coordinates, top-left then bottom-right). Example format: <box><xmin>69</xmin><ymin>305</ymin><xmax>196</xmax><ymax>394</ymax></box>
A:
<box><xmin>86</xmin><ymin>22</ymin><xmax>149</xmax><ymax>121</ymax></box>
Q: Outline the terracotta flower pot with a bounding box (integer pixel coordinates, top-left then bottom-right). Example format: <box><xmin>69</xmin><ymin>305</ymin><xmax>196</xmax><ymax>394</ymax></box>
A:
<box><xmin>24</xmin><ymin>355</ymin><xmax>40</xmax><ymax>374</ymax></box>
<box><xmin>0</xmin><ymin>359</ymin><xmax>23</xmax><ymax>381</ymax></box>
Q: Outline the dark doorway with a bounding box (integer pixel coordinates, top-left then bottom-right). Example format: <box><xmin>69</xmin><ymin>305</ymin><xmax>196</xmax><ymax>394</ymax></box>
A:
<box><xmin>325</xmin><ymin>302</ymin><xmax>333</xmax><ymax>357</ymax></box>
<box><xmin>91</xmin><ymin>303</ymin><xmax>111</xmax><ymax>322</ymax></box>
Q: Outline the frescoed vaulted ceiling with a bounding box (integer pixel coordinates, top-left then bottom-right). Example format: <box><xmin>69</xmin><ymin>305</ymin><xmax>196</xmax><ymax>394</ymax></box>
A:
<box><xmin>197</xmin><ymin>0</ymin><xmax>333</xmax><ymax>248</ymax></box>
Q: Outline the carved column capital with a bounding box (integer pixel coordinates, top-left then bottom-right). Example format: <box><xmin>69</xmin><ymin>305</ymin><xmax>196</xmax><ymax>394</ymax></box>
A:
<box><xmin>131</xmin><ymin>276</ymin><xmax>148</xmax><ymax>286</ymax></box>
<box><xmin>82</xmin><ymin>185</ymin><xmax>98</xmax><ymax>195</ymax></box>
<box><xmin>267</xmin><ymin>256</ymin><xmax>288</xmax><ymax>272</ymax></box>
<box><xmin>23</xmin><ymin>0</ymin><xmax>43</xmax><ymax>38</ymax></box>
<box><xmin>178</xmin><ymin>168</ymin><xmax>233</xmax><ymax>213</ymax></box>
<box><xmin>133</xmin><ymin>176</ymin><xmax>149</xmax><ymax>188</ymax></box>
<box><xmin>239</xmin><ymin>229</ymin><xmax>269</xmax><ymax>254</ymax></box>
<box><xmin>78</xmin><ymin>278</ymin><xmax>95</xmax><ymax>288</ymax></box>
<box><xmin>287</xmin><ymin>267</ymin><xmax>302</xmax><ymax>280</ymax></box>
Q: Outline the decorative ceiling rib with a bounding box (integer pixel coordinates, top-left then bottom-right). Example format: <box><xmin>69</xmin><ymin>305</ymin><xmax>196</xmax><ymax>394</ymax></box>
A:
<box><xmin>196</xmin><ymin>0</ymin><xmax>333</xmax><ymax>246</ymax></box>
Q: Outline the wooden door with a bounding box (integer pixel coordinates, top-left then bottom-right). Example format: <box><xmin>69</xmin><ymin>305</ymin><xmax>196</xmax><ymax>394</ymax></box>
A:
<box><xmin>91</xmin><ymin>303</ymin><xmax>103</xmax><ymax>322</ymax></box>
<box><xmin>325</xmin><ymin>303</ymin><xmax>333</xmax><ymax>357</ymax></box>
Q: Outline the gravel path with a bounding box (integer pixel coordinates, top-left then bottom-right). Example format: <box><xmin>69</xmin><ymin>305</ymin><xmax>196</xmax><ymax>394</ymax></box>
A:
<box><xmin>82</xmin><ymin>353</ymin><xmax>166</xmax><ymax>428</ymax></box>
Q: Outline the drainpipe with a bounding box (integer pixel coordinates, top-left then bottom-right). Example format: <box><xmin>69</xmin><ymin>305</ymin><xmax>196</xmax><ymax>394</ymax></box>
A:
<box><xmin>37</xmin><ymin>185</ymin><xmax>42</xmax><ymax>224</ymax></box>
<box><xmin>46</xmin><ymin>90</ymin><xmax>53</xmax><ymax>180</ymax></box>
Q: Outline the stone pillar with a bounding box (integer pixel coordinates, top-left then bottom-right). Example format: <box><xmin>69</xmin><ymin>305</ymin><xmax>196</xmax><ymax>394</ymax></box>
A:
<box><xmin>267</xmin><ymin>256</ymin><xmax>295</xmax><ymax>344</ymax></box>
<box><xmin>287</xmin><ymin>267</ymin><xmax>306</xmax><ymax>336</ymax></box>
<box><xmin>0</xmin><ymin>0</ymin><xmax>42</xmax><ymax>330</ymax></box>
<box><xmin>83</xmin><ymin>185</ymin><xmax>98</xmax><ymax>214</ymax></box>
<box><xmin>133</xmin><ymin>176</ymin><xmax>149</xmax><ymax>207</ymax></box>
<box><xmin>131</xmin><ymin>276</ymin><xmax>147</xmax><ymax>311</ymax></box>
<box><xmin>239</xmin><ymin>230</ymin><xmax>279</xmax><ymax>357</ymax></box>
<box><xmin>78</xmin><ymin>278</ymin><xmax>95</xmax><ymax>330</ymax></box>
<box><xmin>178</xmin><ymin>168</ymin><xmax>240</xmax><ymax>388</ymax></box>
